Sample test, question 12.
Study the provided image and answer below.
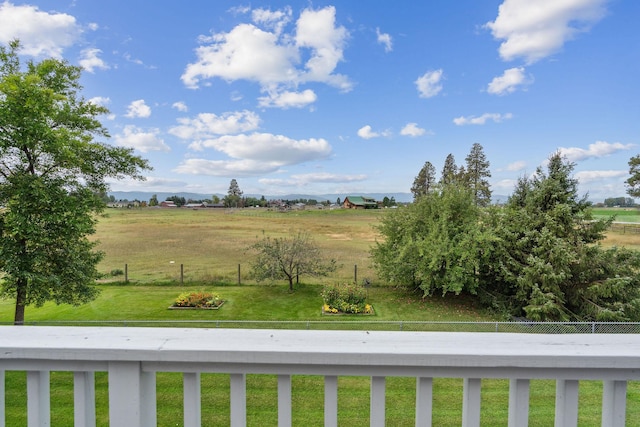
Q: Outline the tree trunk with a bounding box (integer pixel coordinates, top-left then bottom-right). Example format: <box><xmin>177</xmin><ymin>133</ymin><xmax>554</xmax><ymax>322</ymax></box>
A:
<box><xmin>14</xmin><ymin>279</ymin><xmax>26</xmax><ymax>325</ymax></box>
<box><xmin>288</xmin><ymin>277</ymin><xmax>294</xmax><ymax>292</ymax></box>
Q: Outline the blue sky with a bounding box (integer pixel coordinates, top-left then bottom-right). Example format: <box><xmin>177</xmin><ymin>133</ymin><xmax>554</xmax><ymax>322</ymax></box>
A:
<box><xmin>1</xmin><ymin>0</ymin><xmax>638</xmax><ymax>201</ymax></box>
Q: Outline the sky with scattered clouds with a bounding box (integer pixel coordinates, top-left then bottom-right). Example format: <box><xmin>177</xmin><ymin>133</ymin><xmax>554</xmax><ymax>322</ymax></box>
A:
<box><xmin>0</xmin><ymin>0</ymin><xmax>638</xmax><ymax>201</ymax></box>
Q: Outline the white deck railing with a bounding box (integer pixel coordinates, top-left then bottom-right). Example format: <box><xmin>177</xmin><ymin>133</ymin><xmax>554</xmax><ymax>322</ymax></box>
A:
<box><xmin>0</xmin><ymin>326</ymin><xmax>639</xmax><ymax>426</ymax></box>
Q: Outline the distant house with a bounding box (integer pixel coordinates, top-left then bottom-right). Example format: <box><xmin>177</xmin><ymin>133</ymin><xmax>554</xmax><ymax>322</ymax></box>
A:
<box><xmin>342</xmin><ymin>196</ymin><xmax>378</xmax><ymax>209</ymax></box>
<box><xmin>205</xmin><ymin>203</ymin><xmax>225</xmax><ymax>208</ymax></box>
<box><xmin>160</xmin><ymin>201</ymin><xmax>177</xmax><ymax>208</ymax></box>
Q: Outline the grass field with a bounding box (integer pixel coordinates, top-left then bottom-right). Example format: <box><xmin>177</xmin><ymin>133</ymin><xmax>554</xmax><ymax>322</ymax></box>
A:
<box><xmin>93</xmin><ymin>207</ymin><xmax>384</xmax><ymax>285</ymax></box>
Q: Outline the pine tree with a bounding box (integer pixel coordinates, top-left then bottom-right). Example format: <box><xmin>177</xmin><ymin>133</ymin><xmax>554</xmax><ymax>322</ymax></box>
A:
<box><xmin>410</xmin><ymin>161</ymin><xmax>436</xmax><ymax>200</ymax></box>
<box><xmin>440</xmin><ymin>154</ymin><xmax>457</xmax><ymax>186</ymax></box>
<box><xmin>464</xmin><ymin>143</ymin><xmax>492</xmax><ymax>206</ymax></box>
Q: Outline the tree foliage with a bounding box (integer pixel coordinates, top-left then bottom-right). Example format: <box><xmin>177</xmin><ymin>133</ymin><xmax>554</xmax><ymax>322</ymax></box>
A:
<box><xmin>410</xmin><ymin>161</ymin><xmax>436</xmax><ymax>201</ymax></box>
<box><xmin>626</xmin><ymin>154</ymin><xmax>640</xmax><ymax>198</ymax></box>
<box><xmin>464</xmin><ymin>143</ymin><xmax>492</xmax><ymax>207</ymax></box>
<box><xmin>0</xmin><ymin>40</ymin><xmax>150</xmax><ymax>323</ymax></box>
<box><xmin>481</xmin><ymin>153</ymin><xmax>640</xmax><ymax>321</ymax></box>
<box><xmin>371</xmin><ymin>184</ymin><xmax>493</xmax><ymax>296</ymax></box>
<box><xmin>249</xmin><ymin>230</ymin><xmax>337</xmax><ymax>291</ymax></box>
<box><xmin>375</xmin><ymin>150</ymin><xmax>640</xmax><ymax>321</ymax></box>
<box><xmin>439</xmin><ymin>154</ymin><xmax>458</xmax><ymax>186</ymax></box>
<box><xmin>224</xmin><ymin>178</ymin><xmax>243</xmax><ymax>207</ymax></box>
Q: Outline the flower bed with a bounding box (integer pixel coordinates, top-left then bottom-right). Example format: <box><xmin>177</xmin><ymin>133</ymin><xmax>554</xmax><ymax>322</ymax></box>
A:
<box><xmin>169</xmin><ymin>291</ymin><xmax>224</xmax><ymax>310</ymax></box>
<box><xmin>321</xmin><ymin>283</ymin><xmax>373</xmax><ymax>315</ymax></box>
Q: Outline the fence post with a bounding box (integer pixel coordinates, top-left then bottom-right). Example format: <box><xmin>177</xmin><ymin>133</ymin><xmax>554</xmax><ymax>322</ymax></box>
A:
<box><xmin>238</xmin><ymin>264</ymin><xmax>241</xmax><ymax>285</ymax></box>
<box><xmin>180</xmin><ymin>264</ymin><xmax>184</xmax><ymax>285</ymax></box>
<box><xmin>125</xmin><ymin>264</ymin><xmax>128</xmax><ymax>283</ymax></box>
<box><xmin>354</xmin><ymin>264</ymin><xmax>357</xmax><ymax>284</ymax></box>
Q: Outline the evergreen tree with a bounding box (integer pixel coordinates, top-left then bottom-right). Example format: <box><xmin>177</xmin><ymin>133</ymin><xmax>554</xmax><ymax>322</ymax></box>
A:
<box><xmin>440</xmin><ymin>154</ymin><xmax>457</xmax><ymax>186</ymax></box>
<box><xmin>626</xmin><ymin>154</ymin><xmax>640</xmax><ymax>198</ymax></box>
<box><xmin>482</xmin><ymin>152</ymin><xmax>640</xmax><ymax>321</ymax></box>
<box><xmin>410</xmin><ymin>161</ymin><xmax>437</xmax><ymax>201</ymax></box>
<box><xmin>464</xmin><ymin>143</ymin><xmax>492</xmax><ymax>206</ymax></box>
<box><xmin>224</xmin><ymin>179</ymin><xmax>243</xmax><ymax>207</ymax></box>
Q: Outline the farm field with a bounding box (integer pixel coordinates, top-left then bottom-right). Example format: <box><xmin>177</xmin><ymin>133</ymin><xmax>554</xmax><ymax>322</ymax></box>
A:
<box><xmin>92</xmin><ymin>207</ymin><xmax>385</xmax><ymax>285</ymax></box>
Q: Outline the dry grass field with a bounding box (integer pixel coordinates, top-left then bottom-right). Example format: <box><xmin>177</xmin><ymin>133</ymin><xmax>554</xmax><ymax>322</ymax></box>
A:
<box><xmin>94</xmin><ymin>207</ymin><xmax>385</xmax><ymax>285</ymax></box>
<box><xmin>94</xmin><ymin>206</ymin><xmax>640</xmax><ymax>286</ymax></box>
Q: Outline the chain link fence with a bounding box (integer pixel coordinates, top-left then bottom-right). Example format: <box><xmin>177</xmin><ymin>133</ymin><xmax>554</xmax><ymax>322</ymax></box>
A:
<box><xmin>7</xmin><ymin>320</ymin><xmax>640</xmax><ymax>333</ymax></box>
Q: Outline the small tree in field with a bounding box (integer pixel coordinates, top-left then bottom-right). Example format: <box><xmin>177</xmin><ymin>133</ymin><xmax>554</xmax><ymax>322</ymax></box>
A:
<box><xmin>249</xmin><ymin>230</ymin><xmax>337</xmax><ymax>291</ymax></box>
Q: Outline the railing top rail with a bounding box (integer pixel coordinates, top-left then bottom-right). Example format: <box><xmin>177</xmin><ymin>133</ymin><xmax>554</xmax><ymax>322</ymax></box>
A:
<box><xmin>1</xmin><ymin>326</ymin><xmax>640</xmax><ymax>371</ymax></box>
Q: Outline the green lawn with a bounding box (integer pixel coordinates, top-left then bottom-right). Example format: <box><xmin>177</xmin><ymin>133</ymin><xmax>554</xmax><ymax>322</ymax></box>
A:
<box><xmin>0</xmin><ymin>283</ymin><xmax>493</xmax><ymax>324</ymax></box>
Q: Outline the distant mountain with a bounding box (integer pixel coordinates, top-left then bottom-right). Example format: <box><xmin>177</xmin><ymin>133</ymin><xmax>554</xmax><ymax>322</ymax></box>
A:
<box><xmin>108</xmin><ymin>191</ymin><xmax>414</xmax><ymax>204</ymax></box>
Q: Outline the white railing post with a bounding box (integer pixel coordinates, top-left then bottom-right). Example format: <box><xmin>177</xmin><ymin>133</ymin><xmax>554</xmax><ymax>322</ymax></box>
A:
<box><xmin>415</xmin><ymin>377</ymin><xmax>433</xmax><ymax>427</ymax></box>
<box><xmin>73</xmin><ymin>371</ymin><xmax>96</xmax><ymax>427</ymax></box>
<box><xmin>508</xmin><ymin>378</ymin><xmax>529</xmax><ymax>427</ymax></box>
<box><xmin>27</xmin><ymin>370</ymin><xmax>50</xmax><ymax>427</ymax></box>
<box><xmin>370</xmin><ymin>376</ymin><xmax>385</xmax><ymax>427</ymax></box>
<box><xmin>462</xmin><ymin>378</ymin><xmax>481</xmax><ymax>427</ymax></box>
<box><xmin>141</xmin><ymin>371</ymin><xmax>156</xmax><ymax>427</ymax></box>
<box><xmin>324</xmin><ymin>375</ymin><xmax>338</xmax><ymax>427</ymax></box>
<box><xmin>554</xmin><ymin>379</ymin><xmax>578</xmax><ymax>427</ymax></box>
<box><xmin>183</xmin><ymin>372</ymin><xmax>201</xmax><ymax>427</ymax></box>
<box><xmin>108</xmin><ymin>362</ymin><xmax>142</xmax><ymax>427</ymax></box>
<box><xmin>230</xmin><ymin>373</ymin><xmax>246</xmax><ymax>427</ymax></box>
<box><xmin>278</xmin><ymin>374</ymin><xmax>292</xmax><ymax>427</ymax></box>
<box><xmin>0</xmin><ymin>370</ymin><xmax>4</xmax><ymax>427</ymax></box>
<box><xmin>602</xmin><ymin>380</ymin><xmax>627</xmax><ymax>427</ymax></box>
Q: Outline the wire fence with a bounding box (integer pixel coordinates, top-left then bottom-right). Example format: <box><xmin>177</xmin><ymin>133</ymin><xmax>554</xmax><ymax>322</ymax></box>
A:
<box><xmin>6</xmin><ymin>320</ymin><xmax>640</xmax><ymax>333</ymax></box>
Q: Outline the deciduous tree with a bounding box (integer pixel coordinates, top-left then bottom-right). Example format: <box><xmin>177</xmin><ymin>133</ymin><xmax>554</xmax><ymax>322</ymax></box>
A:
<box><xmin>249</xmin><ymin>230</ymin><xmax>337</xmax><ymax>291</ymax></box>
<box><xmin>0</xmin><ymin>40</ymin><xmax>150</xmax><ymax>324</ymax></box>
<box><xmin>626</xmin><ymin>154</ymin><xmax>640</xmax><ymax>198</ymax></box>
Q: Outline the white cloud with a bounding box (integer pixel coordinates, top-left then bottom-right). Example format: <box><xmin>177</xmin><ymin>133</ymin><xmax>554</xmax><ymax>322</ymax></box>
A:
<box><xmin>172</xmin><ymin>101</ymin><xmax>188</xmax><ymax>112</ymax></box>
<box><xmin>260</xmin><ymin>172</ymin><xmax>367</xmax><ymax>187</ymax></box>
<box><xmin>190</xmin><ymin>133</ymin><xmax>331</xmax><ymax>164</ymax></box>
<box><xmin>400</xmin><ymin>123</ymin><xmax>426</xmax><ymax>137</ymax></box>
<box><xmin>174</xmin><ymin>133</ymin><xmax>332</xmax><ymax>177</ymax></box>
<box><xmin>174</xmin><ymin>158</ymin><xmax>283</xmax><ymax>177</ymax></box>
<box><xmin>252</xmin><ymin>6</ymin><xmax>292</xmax><ymax>36</ymax></box>
<box><xmin>88</xmin><ymin>96</ymin><xmax>110</xmax><ymax>107</ymax></box>
<box><xmin>453</xmin><ymin>112</ymin><xmax>513</xmax><ymax>126</ymax></box>
<box><xmin>485</xmin><ymin>0</ymin><xmax>608</xmax><ymax>64</ymax></box>
<box><xmin>125</xmin><ymin>99</ymin><xmax>152</xmax><ymax>118</ymax></box>
<box><xmin>415</xmin><ymin>69</ymin><xmax>443</xmax><ymax>98</ymax></box>
<box><xmin>506</xmin><ymin>160</ymin><xmax>527</xmax><ymax>172</ymax></box>
<box><xmin>559</xmin><ymin>141</ymin><xmax>634</xmax><ymax>162</ymax></box>
<box><xmin>376</xmin><ymin>27</ymin><xmax>392</xmax><ymax>52</ymax></box>
<box><xmin>79</xmin><ymin>48</ymin><xmax>109</xmax><ymax>73</ymax></box>
<box><xmin>169</xmin><ymin>110</ymin><xmax>261</xmax><ymax>141</ymax></box>
<box><xmin>357</xmin><ymin>125</ymin><xmax>389</xmax><ymax>139</ymax></box>
<box><xmin>574</xmin><ymin>170</ymin><xmax>627</xmax><ymax>184</ymax></box>
<box><xmin>0</xmin><ymin>2</ymin><xmax>80</xmax><ymax>57</ymax></box>
<box><xmin>181</xmin><ymin>5</ymin><xmax>350</xmax><ymax>107</ymax></box>
<box><xmin>487</xmin><ymin>67</ymin><xmax>532</xmax><ymax>95</ymax></box>
<box><xmin>114</xmin><ymin>125</ymin><xmax>169</xmax><ymax>153</ymax></box>
<box><xmin>258</xmin><ymin>89</ymin><xmax>317</xmax><ymax>109</ymax></box>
